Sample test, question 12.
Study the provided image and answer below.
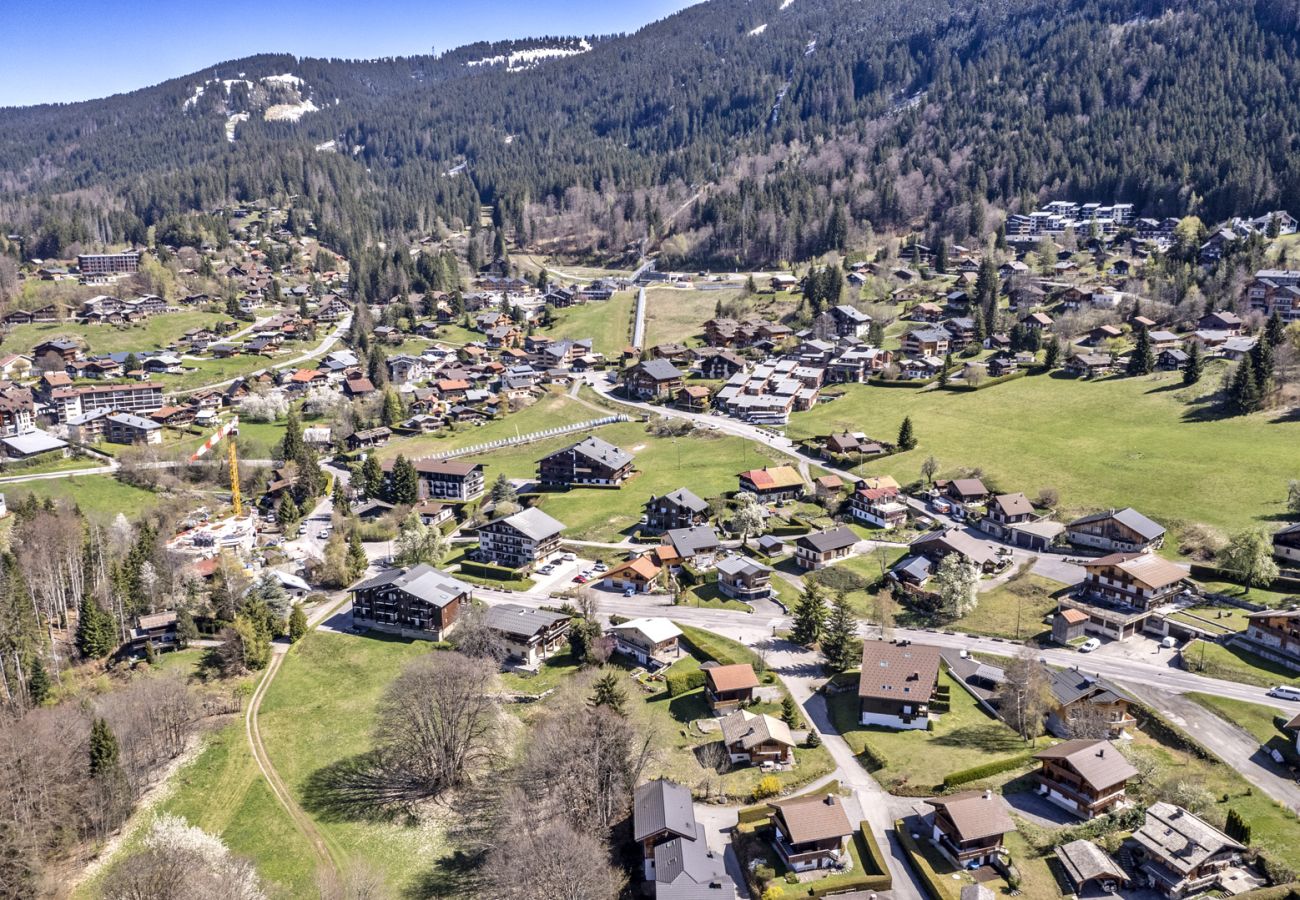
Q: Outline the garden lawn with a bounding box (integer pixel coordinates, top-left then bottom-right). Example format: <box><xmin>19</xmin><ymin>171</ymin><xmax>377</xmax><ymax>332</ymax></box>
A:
<box><xmin>828</xmin><ymin>671</ymin><xmax>1035</xmax><ymax>795</ymax></box>
<box><xmin>0</xmin><ymin>453</ymin><xmax>110</xmax><ymax>477</ymax></box>
<box><xmin>678</xmin><ymin>582</ymin><xmax>753</xmax><ymax>612</ymax></box>
<box><xmin>4</xmin><ymin>475</ymin><xmax>160</xmax><ymax>520</ymax></box>
<box><xmin>374</xmin><ymin>388</ymin><xmax>597</xmax><ymax>463</ymax></box>
<box><xmin>4</xmin><ymin>311</ymin><xmax>229</xmax><ymax>356</ymax></box>
<box><xmin>1183</xmin><ymin>639</ymin><xmax>1300</xmax><ymax>688</ymax></box>
<box><xmin>543</xmin><ymin>291</ymin><xmax>636</xmax><ymax>357</ymax></box>
<box><xmin>256</xmin><ymin>630</ymin><xmax>459</xmax><ymax>897</ymax></box>
<box><xmin>163</xmin><ymin>355</ymin><xmax>283</xmax><ymax>392</ymax></box>
<box><xmin>1196</xmin><ymin>581</ymin><xmax>1300</xmax><ymax>610</ymax></box>
<box><xmin>642</xmin><ymin>286</ymin><xmax>801</xmax><ymax>349</ymax></box>
<box><xmin>785</xmin><ymin>365</ymin><xmax>1298</xmax><ymax>536</ymax></box>
<box><xmin>957</xmin><ymin>571</ymin><xmax>1068</xmax><ymax>641</ymax></box>
<box><xmin>462</xmin><ymin>421</ymin><xmax>790</xmax><ymax>542</ymax></box>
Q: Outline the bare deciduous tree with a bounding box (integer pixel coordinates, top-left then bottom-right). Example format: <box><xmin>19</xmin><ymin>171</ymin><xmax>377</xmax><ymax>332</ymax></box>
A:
<box><xmin>373</xmin><ymin>651</ymin><xmax>500</xmax><ymax>797</ymax></box>
<box><xmin>484</xmin><ymin>812</ymin><xmax>624</xmax><ymax>900</ymax></box>
<box><xmin>996</xmin><ymin>649</ymin><xmax>1052</xmax><ymax>744</ymax></box>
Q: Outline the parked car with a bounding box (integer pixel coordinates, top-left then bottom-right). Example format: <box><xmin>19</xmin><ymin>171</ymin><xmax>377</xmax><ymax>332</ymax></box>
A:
<box><xmin>1268</xmin><ymin>685</ymin><xmax>1300</xmax><ymax>701</ymax></box>
<box><xmin>572</xmin><ymin>574</ymin><xmax>588</xmax><ymax>584</ymax></box>
<box><xmin>1078</xmin><ymin>638</ymin><xmax>1101</xmax><ymax>653</ymax></box>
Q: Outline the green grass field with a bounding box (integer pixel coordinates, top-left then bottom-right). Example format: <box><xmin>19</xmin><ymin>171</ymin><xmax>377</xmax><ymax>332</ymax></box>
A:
<box><xmin>955</xmin><ymin>571</ymin><xmax>1067</xmax><ymax>641</ymax></box>
<box><xmin>788</xmin><ymin>365</ymin><xmax>1298</xmax><ymax>536</ymax></box>
<box><xmin>1183</xmin><ymin>639</ymin><xmax>1300</xmax><ymax>688</ymax></box>
<box><xmin>257</xmin><ymin>631</ymin><xmax>459</xmax><ymax>897</ymax></box>
<box><xmin>542</xmin><ymin>292</ymin><xmax>636</xmax><ymax>357</ymax></box>
<box><xmin>828</xmin><ymin>670</ymin><xmax>1036</xmax><ymax>795</ymax></box>
<box><xmin>3</xmin><ymin>474</ymin><xmax>160</xmax><ymax>519</ymax></box>
<box><xmin>1188</xmin><ymin>692</ymin><xmax>1295</xmax><ymax>753</ymax></box>
<box><xmin>641</xmin><ymin>286</ymin><xmax>800</xmax><ymax>348</ymax></box>
<box><xmin>4</xmin><ymin>311</ymin><xmax>229</xmax><ymax>356</ymax></box>
<box><xmin>458</xmin><ymin>420</ymin><xmax>790</xmax><ymax>541</ymax></box>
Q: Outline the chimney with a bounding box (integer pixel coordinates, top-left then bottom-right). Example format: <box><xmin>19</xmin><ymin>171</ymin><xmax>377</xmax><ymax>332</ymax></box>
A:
<box><xmin>983</xmin><ymin>789</ymin><xmax>992</xmax><ymax>800</ymax></box>
<box><xmin>825</xmin><ymin>793</ymin><xmax>835</xmax><ymax>806</ymax></box>
<box><xmin>1096</xmin><ymin>747</ymin><xmax>1105</xmax><ymax>758</ymax></box>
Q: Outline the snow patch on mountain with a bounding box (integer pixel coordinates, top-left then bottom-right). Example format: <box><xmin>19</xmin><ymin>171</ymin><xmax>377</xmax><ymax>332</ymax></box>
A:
<box><xmin>749</xmin><ymin>24</ymin><xmax>768</xmax><ymax>36</ymax></box>
<box><xmin>467</xmin><ymin>40</ymin><xmax>592</xmax><ymax>70</ymax></box>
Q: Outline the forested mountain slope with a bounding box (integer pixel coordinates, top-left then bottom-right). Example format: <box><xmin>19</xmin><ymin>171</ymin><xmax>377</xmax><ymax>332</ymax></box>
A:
<box><xmin>2</xmin><ymin>0</ymin><xmax>1300</xmax><ymax>269</ymax></box>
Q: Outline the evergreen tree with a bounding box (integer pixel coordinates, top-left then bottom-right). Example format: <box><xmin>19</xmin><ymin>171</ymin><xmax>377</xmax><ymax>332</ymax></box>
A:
<box><xmin>1266</xmin><ymin>311</ymin><xmax>1286</xmax><ymax>347</ymax></box>
<box><xmin>277</xmin><ymin>494</ymin><xmax>300</xmax><ymax>529</ymax></box>
<box><xmin>1127</xmin><ymin>326</ymin><xmax>1154</xmax><ymax>376</ymax></box>
<box><xmin>381</xmin><ymin>389</ymin><xmax>403</xmax><ymax>428</ymax></box>
<box><xmin>143</xmin><ymin>640</ymin><xmax>156</xmax><ymax>665</ymax></box>
<box><xmin>76</xmin><ymin>596</ymin><xmax>116</xmax><ymax>659</ymax></box>
<box><xmin>368</xmin><ymin>347</ymin><xmax>390</xmax><ymax>388</ymax></box>
<box><xmin>938</xmin><ymin>353</ymin><xmax>953</xmax><ymax>387</ymax></box>
<box><xmin>897</xmin><ymin>416</ymin><xmax>917</xmax><ymax>451</ymax></box>
<box><xmin>280</xmin><ymin>409</ymin><xmax>303</xmax><ymax>461</ymax></box>
<box><xmin>791</xmin><ymin>583</ymin><xmax>828</xmax><ymax>646</ymax></box>
<box><xmin>387</xmin><ymin>455</ymin><xmax>419</xmax><ymax>505</ymax></box>
<box><xmin>1183</xmin><ymin>341</ymin><xmax>1204</xmax><ymax>386</ymax></box>
<box><xmin>933</xmin><ymin>236</ymin><xmax>948</xmax><ymax>274</ymax></box>
<box><xmin>1043</xmin><ymin>337</ymin><xmax>1061</xmax><ymax>371</ymax></box>
<box><xmin>346</xmin><ymin>530</ymin><xmax>368</xmax><ymax>580</ymax></box>
<box><xmin>27</xmin><ymin>656</ymin><xmax>50</xmax><ymax>706</ymax></box>
<box><xmin>1251</xmin><ymin>337</ymin><xmax>1275</xmax><ymax>393</ymax></box>
<box><xmin>975</xmin><ymin>256</ymin><xmax>998</xmax><ymax>311</ymax></box>
<box><xmin>288</xmin><ymin>603</ymin><xmax>308</xmax><ymax>643</ymax></box>
<box><xmin>332</xmin><ymin>478</ymin><xmax>351</xmax><ymax>515</ymax></box>
<box><xmin>362</xmin><ymin>454</ymin><xmax>384</xmax><ymax>498</ymax></box>
<box><xmin>89</xmin><ymin>717</ymin><xmax>121</xmax><ymax>777</ymax></box>
<box><xmin>1228</xmin><ymin>354</ymin><xmax>1263</xmax><ymax>414</ymax></box>
<box><xmin>588</xmin><ymin>670</ymin><xmax>628</xmax><ymax>717</ymax></box>
<box><xmin>176</xmin><ymin>607</ymin><xmax>199</xmax><ymax>648</ymax></box>
<box><xmin>781</xmin><ymin>694</ymin><xmax>800</xmax><ymax>727</ymax></box>
<box><xmin>820</xmin><ymin>592</ymin><xmax>859</xmax><ymax>673</ymax></box>
<box><xmin>489</xmin><ymin>473</ymin><xmax>518</xmax><ymax>505</ymax></box>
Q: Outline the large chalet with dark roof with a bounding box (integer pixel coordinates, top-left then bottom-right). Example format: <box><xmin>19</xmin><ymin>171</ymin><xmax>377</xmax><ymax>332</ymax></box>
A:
<box><xmin>625</xmin><ymin>358</ymin><xmax>685</xmax><ymax>400</ymax></box>
<box><xmin>1033</xmin><ymin>739</ymin><xmax>1138</xmax><ymax>819</ymax></box>
<box><xmin>347</xmin><ymin>564</ymin><xmax>470</xmax><ymax>640</ymax></box>
<box><xmin>857</xmin><ymin>640</ymin><xmax>942</xmax><ymax>729</ymax></box>
<box><xmin>537</xmin><ymin>436</ymin><xmax>635</xmax><ymax>486</ymax></box>
<box><xmin>645</xmin><ymin>487</ymin><xmax>710</xmax><ymax>532</ymax></box>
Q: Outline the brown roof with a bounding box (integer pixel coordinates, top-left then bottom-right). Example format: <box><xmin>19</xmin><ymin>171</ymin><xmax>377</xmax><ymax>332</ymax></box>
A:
<box><xmin>606</xmin><ymin>555</ymin><xmax>661</xmax><ymax>582</ymax></box>
<box><xmin>1034</xmin><ymin>740</ymin><xmax>1138</xmax><ymax>790</ymax></box>
<box><xmin>719</xmin><ymin>709</ymin><xmax>795</xmax><ymax>751</ymax></box>
<box><xmin>769</xmin><ymin>794</ymin><xmax>854</xmax><ymax>845</ymax></box>
<box><xmin>1058</xmin><ymin>608</ymin><xmax>1089</xmax><ymax>625</ymax></box>
<box><xmin>993</xmin><ymin>492</ymin><xmax>1035</xmax><ymax>518</ymax></box>
<box><xmin>1085</xmin><ymin>552</ymin><xmax>1187</xmax><ymax>591</ymax></box>
<box><xmin>926</xmin><ymin>791</ymin><xmax>1015</xmax><ymax>842</ymax></box>
<box><xmin>705</xmin><ymin>663</ymin><xmax>760</xmax><ymax>693</ymax></box>
<box><xmin>857</xmin><ymin>641</ymin><xmax>942</xmax><ymax>702</ymax></box>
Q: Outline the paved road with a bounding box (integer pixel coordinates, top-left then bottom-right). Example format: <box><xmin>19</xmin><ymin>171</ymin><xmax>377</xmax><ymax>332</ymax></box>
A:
<box><xmin>172</xmin><ymin>314</ymin><xmax>352</xmax><ymax>397</ymax></box>
<box><xmin>1128</xmin><ymin>686</ymin><xmax>1300</xmax><ymax>810</ymax></box>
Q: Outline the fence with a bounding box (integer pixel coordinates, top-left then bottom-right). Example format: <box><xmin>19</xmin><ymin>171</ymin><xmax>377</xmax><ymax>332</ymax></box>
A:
<box><xmin>425</xmin><ymin>415</ymin><xmax>629</xmax><ymax>460</ymax></box>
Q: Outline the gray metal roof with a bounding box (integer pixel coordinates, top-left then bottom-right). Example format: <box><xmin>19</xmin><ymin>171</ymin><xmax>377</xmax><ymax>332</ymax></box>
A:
<box><xmin>566</xmin><ymin>435</ymin><xmax>634</xmax><ymax>470</ymax></box>
<box><xmin>666</xmin><ymin>524</ymin><xmax>720</xmax><ymax>558</ymax></box>
<box><xmin>1069</xmin><ymin>507</ymin><xmax>1165</xmax><ymax>541</ymax></box>
<box><xmin>482</xmin><ymin>603</ymin><xmax>570</xmax><ymax>639</ymax></box>
<box><xmin>661</xmin><ymin>487</ymin><xmax>709</xmax><ymax>514</ymax></box>
<box><xmin>345</xmin><ymin>564</ymin><xmax>469</xmax><ymax>609</ymax></box>
<box><xmin>497</xmin><ymin>506</ymin><xmax>566</xmax><ymax>541</ymax></box>
<box><xmin>654</xmin><ymin>824</ymin><xmax>737</xmax><ymax>899</ymax></box>
<box><xmin>633</xmin><ymin>779</ymin><xmax>697</xmax><ymax>843</ymax></box>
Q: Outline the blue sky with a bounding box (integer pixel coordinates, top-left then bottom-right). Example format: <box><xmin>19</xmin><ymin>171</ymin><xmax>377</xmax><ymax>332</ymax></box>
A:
<box><xmin>1</xmin><ymin>0</ymin><xmax>697</xmax><ymax>107</ymax></box>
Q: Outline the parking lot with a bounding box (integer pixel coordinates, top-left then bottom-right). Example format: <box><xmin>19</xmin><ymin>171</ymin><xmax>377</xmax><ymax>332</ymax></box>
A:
<box><xmin>526</xmin><ymin>553</ymin><xmax>608</xmax><ymax>594</ymax></box>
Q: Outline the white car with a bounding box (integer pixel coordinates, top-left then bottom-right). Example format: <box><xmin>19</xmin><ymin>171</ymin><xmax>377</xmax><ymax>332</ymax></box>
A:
<box><xmin>1078</xmin><ymin>638</ymin><xmax>1101</xmax><ymax>653</ymax></box>
<box><xmin>1267</xmin><ymin>685</ymin><xmax>1300</xmax><ymax>701</ymax></box>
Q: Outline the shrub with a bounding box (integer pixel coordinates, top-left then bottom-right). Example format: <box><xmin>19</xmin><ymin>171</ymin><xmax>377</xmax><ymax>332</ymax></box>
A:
<box><xmin>761</xmin><ymin>887</ymin><xmax>784</xmax><ymax>900</ymax></box>
<box><xmin>666</xmin><ymin>670</ymin><xmax>706</xmax><ymax>697</ymax></box>
<box><xmin>941</xmin><ymin>751</ymin><xmax>1036</xmax><ymax>789</ymax></box>
<box><xmin>752</xmin><ymin>776</ymin><xmax>782</xmax><ymax>800</ymax></box>
<box><xmin>858</xmin><ymin>741</ymin><xmax>889</xmax><ymax>772</ymax></box>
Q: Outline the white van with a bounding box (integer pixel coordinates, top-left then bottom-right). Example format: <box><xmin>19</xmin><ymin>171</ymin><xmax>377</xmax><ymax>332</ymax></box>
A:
<box><xmin>1267</xmin><ymin>685</ymin><xmax>1300</xmax><ymax>701</ymax></box>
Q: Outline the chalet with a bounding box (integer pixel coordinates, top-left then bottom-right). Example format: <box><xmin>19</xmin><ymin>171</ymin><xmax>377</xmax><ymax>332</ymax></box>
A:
<box><xmin>32</xmin><ymin>339</ymin><xmax>82</xmax><ymax>367</ymax></box>
<box><xmin>410</xmin><ymin>500</ymin><xmax>453</xmax><ymax>529</ymax></box>
<box><xmin>602</xmin><ymin>554</ymin><xmax>662</xmax><ymax>594</ymax></box>
<box><xmin>1045</xmin><ymin>667</ymin><xmax>1136</xmax><ymax>739</ymax></box>
<box><xmin>345</xmin><ymin>427</ymin><xmax>391</xmax><ymax>450</ymax></box>
<box><xmin>1065</xmin><ymin>352</ymin><xmax>1114</xmax><ymax>378</ymax></box>
<box><xmin>407</xmin><ymin>458</ymin><xmax>485</xmax><ymax>502</ymax></box>
<box><xmin>909</xmin><ymin>527</ymin><xmax>1004</xmax><ymax>573</ymax></box>
<box><xmin>1020</xmin><ymin>311</ymin><xmax>1053</xmax><ymax>331</ymax></box>
<box><xmin>1063</xmin><ymin>552</ymin><xmax>1188</xmax><ymax>641</ymax></box>
<box><xmin>857</xmin><ymin>640</ymin><xmax>942</xmax><ymax>729</ymax></box>
<box><xmin>537</xmin><ymin>436</ymin><xmax>635</xmax><ymax>487</ymax></box>
<box><xmin>926</xmin><ymin>791</ymin><xmax>1014</xmax><ymax>867</ymax></box>
<box><xmin>476</xmin><ymin>507</ymin><xmax>565</xmax><ymax>570</ymax></box>
<box><xmin>944</xmin><ymin>317</ymin><xmax>977</xmax><ymax>349</ymax></box>
<box><xmin>1197</xmin><ymin>311</ymin><xmax>1243</xmax><ymax>335</ymax></box>
<box><xmin>768</xmin><ymin>794</ymin><xmax>855</xmax><ymax>872</ymax></box>
<box><xmin>942</xmin><ymin>477</ymin><xmax>989</xmax><ymax>506</ymax></box>
<box><xmin>1239</xmin><ymin>608</ymin><xmax>1300</xmax><ymax>671</ymax></box>
<box><xmin>704</xmin><ymin>662</ymin><xmax>760</xmax><ymax>713</ymax></box>
<box><xmin>482</xmin><ymin>604</ymin><xmax>571</xmax><ymax>669</ymax></box>
<box><xmin>1033</xmin><ymin>739</ymin><xmax>1138</xmax><ymax>820</ymax></box>
<box><xmin>826</xmin><ymin>346</ymin><xmax>891</xmax><ymax>383</ymax></box>
<box><xmin>718</xmin><ymin>709</ymin><xmax>794</xmax><ymax>765</ymax></box>
<box><xmin>1066</xmin><ymin>507</ymin><xmax>1165</xmax><ymax>552</ymax></box>
<box><xmin>1129</xmin><ymin>803</ymin><xmax>1245</xmax><ymax>898</ymax></box>
<box><xmin>645</xmin><ymin>488</ymin><xmax>710</xmax><ymax>533</ymax></box>
<box><xmin>1274</xmin><ymin>523</ymin><xmax>1300</xmax><ymax>564</ymax></box>
<box><xmin>849</xmin><ymin>485</ymin><xmax>908</xmax><ymax>531</ymax></box>
<box><xmin>822</xmin><ymin>431</ymin><xmax>884</xmax><ymax>460</ymax></box>
<box><xmin>342</xmin><ymin>376</ymin><xmax>377</xmax><ymax>399</ymax></box>
<box><xmin>106</xmin><ymin>412</ymin><xmax>163</xmax><ymax>445</ymax></box>
<box><xmin>1158</xmin><ymin>348</ymin><xmax>1189</xmax><ymax>371</ymax></box>
<box><xmin>675</xmin><ymin>384</ymin><xmax>710</xmax><ymax>412</ymax></box>
<box><xmin>0</xmin><ymin>383</ymin><xmax>34</xmax><ymax>437</ymax></box>
<box><xmin>650</xmin><ymin>342</ymin><xmax>690</xmax><ymax>362</ymax></box>
<box><xmin>634</xmin><ymin>780</ymin><xmax>737</xmax><ymax>897</ymax></box>
<box><xmin>0</xmin><ymin>354</ymin><xmax>32</xmax><ymax>381</ymax></box>
<box><xmin>697</xmin><ymin>349</ymin><xmax>746</xmax><ymax>380</ymax></box>
<box><xmin>626</xmin><ymin>359</ymin><xmax>685</xmax><ymax>400</ymax></box>
<box><xmin>828</xmin><ymin>304</ymin><xmax>872</xmax><ymax>337</ymax></box>
<box><xmin>793</xmin><ymin>526</ymin><xmax>857</xmax><ymax>570</ymax></box>
<box><xmin>1088</xmin><ymin>324</ymin><xmax>1123</xmax><ymax>345</ymax></box>
<box><xmin>901</xmin><ymin>327</ymin><xmax>951</xmax><ymax>358</ymax></box>
<box><xmin>980</xmin><ymin>492</ymin><xmax>1062</xmax><ymax>551</ymax></box>
<box><xmin>129</xmin><ymin>611</ymin><xmax>179</xmax><ymax>654</ymax></box>
<box><xmin>1054</xmin><ymin>840</ymin><xmax>1129</xmax><ymax>897</ymax></box>
<box><xmin>737</xmin><ymin>465</ymin><xmax>803</xmax><ymax>501</ymax></box>
<box><xmin>663</xmin><ymin>524</ymin><xmax>721</xmax><ymax>567</ymax></box>
<box><xmin>715</xmin><ymin>554</ymin><xmax>773</xmax><ymax>602</ymax></box>
<box><xmin>347</xmin><ymin>564</ymin><xmax>470</xmax><ymax>640</ymax></box>
<box><xmin>610</xmin><ymin>617</ymin><xmax>682</xmax><ymax>667</ymax></box>
<box><xmin>352</xmin><ymin>499</ymin><xmax>395</xmax><ymax>522</ymax></box>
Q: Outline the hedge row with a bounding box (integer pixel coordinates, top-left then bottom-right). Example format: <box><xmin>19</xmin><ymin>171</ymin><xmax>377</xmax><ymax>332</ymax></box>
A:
<box><xmin>895</xmin><ymin>819</ymin><xmax>954</xmax><ymax>900</ymax></box>
<box><xmin>868</xmin><ymin>376</ymin><xmax>935</xmax><ymax>388</ymax></box>
<box><xmin>941</xmin><ymin>750</ymin><xmax>1037</xmax><ymax>790</ymax></box>
<box><xmin>858</xmin><ymin>741</ymin><xmax>889</xmax><ymax>772</ymax></box>
<box><xmin>937</xmin><ymin>368</ymin><xmax>1030</xmax><ymax>392</ymax></box>
<box><xmin>459</xmin><ymin>560</ymin><xmax>523</xmax><ymax>581</ymax></box>
<box><xmin>678</xmin><ymin>626</ymin><xmax>761</xmax><ymax>669</ymax></box>
<box><xmin>666</xmin><ymin>670</ymin><xmax>706</xmax><ymax>697</ymax></box>
<box><xmin>1189</xmin><ymin>563</ymin><xmax>1300</xmax><ymax>596</ymax></box>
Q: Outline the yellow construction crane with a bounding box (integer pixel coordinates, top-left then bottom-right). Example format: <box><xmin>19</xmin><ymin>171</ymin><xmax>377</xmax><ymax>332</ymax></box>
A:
<box><xmin>191</xmin><ymin>415</ymin><xmax>242</xmax><ymax>516</ymax></box>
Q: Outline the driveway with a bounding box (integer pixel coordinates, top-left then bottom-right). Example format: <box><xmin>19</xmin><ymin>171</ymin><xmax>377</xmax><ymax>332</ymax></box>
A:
<box><xmin>1126</xmin><ymin>686</ymin><xmax>1300</xmax><ymax>812</ymax></box>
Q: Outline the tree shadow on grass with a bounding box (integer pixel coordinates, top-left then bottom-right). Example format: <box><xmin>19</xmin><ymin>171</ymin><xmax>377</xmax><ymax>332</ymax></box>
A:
<box><xmin>301</xmin><ymin>751</ymin><xmax>430</xmax><ymax>824</ymax></box>
<box><xmin>928</xmin><ymin>723</ymin><xmax>1025</xmax><ymax>754</ymax></box>
<box><xmin>403</xmin><ymin>849</ymin><xmax>488</xmax><ymax>900</ymax></box>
